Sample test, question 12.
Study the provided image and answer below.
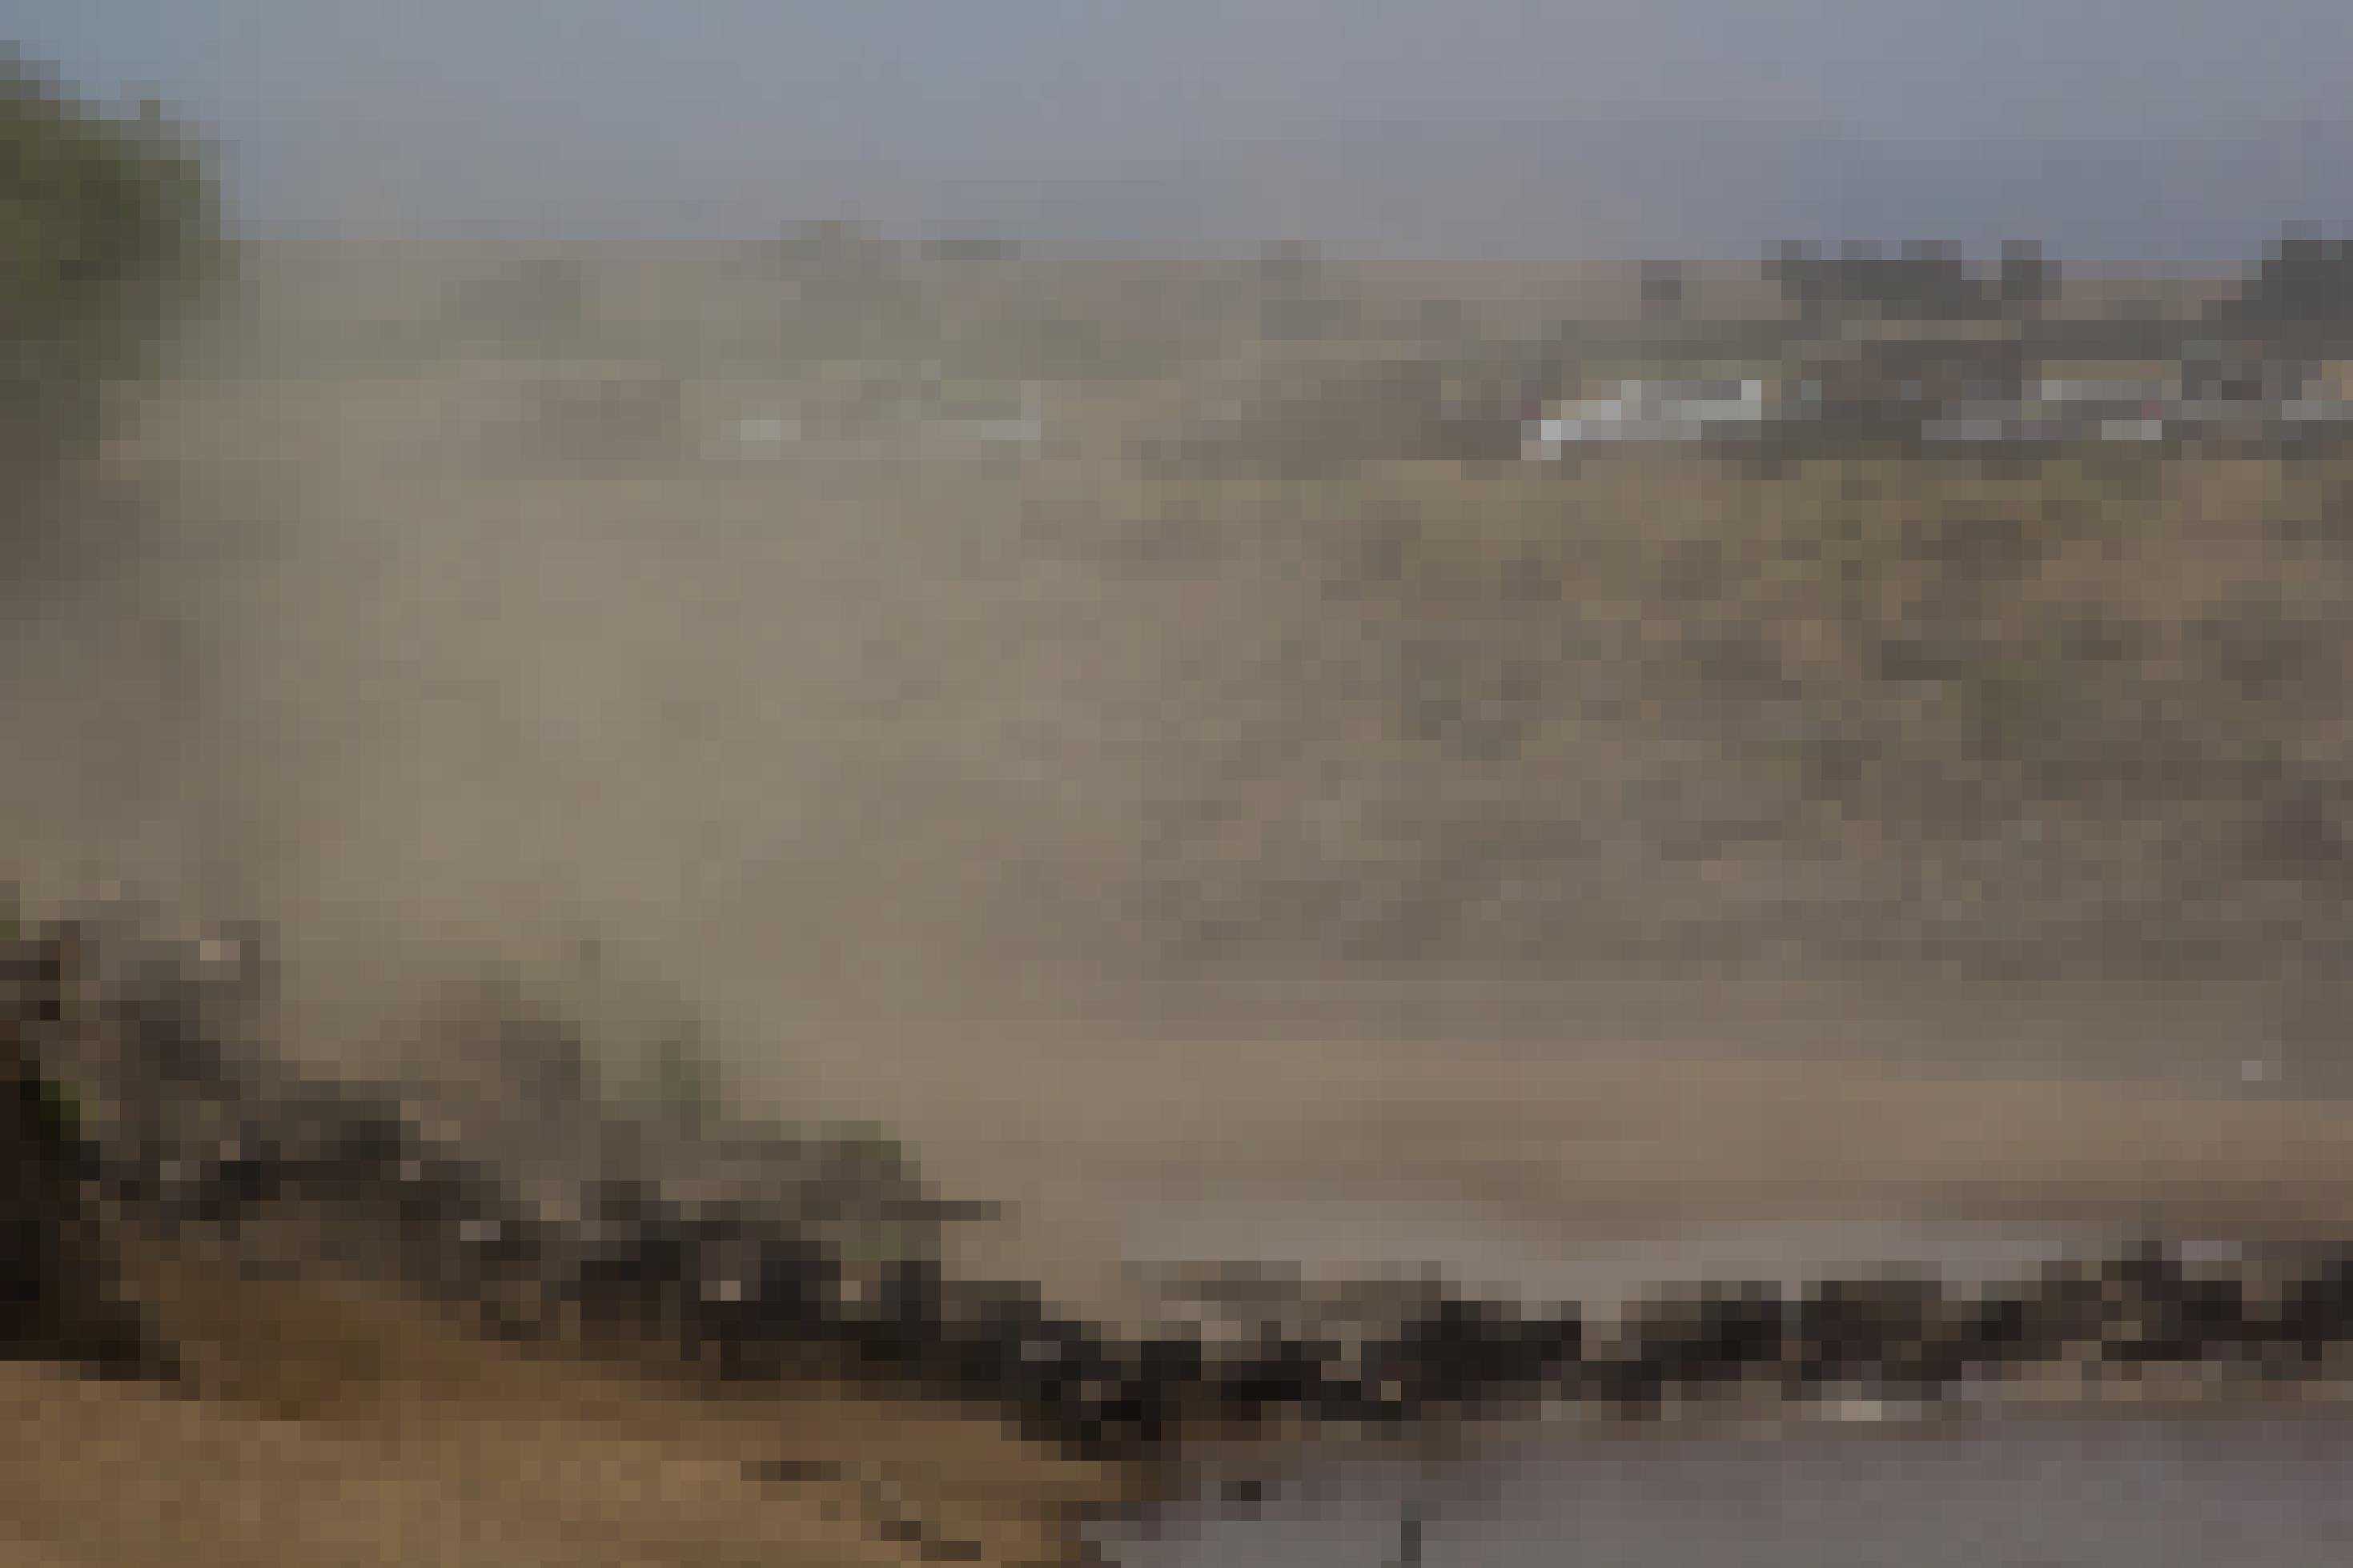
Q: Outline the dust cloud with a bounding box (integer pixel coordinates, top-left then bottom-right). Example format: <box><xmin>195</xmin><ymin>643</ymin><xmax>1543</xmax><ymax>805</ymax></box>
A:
<box><xmin>7</xmin><ymin>244</ymin><xmax>2351</xmax><ymax>1305</ymax></box>
<box><xmin>0</xmin><ymin>331</ymin><xmax>1187</xmax><ymax>1148</ymax></box>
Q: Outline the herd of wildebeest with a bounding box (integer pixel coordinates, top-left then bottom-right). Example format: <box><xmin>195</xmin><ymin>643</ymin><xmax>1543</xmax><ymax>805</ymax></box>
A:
<box><xmin>10</xmin><ymin>896</ymin><xmax>2353</xmax><ymax>1482</ymax></box>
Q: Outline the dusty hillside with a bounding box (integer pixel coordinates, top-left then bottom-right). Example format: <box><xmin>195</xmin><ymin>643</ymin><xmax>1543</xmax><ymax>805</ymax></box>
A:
<box><xmin>6</xmin><ymin>241</ymin><xmax>2353</xmax><ymax>1218</ymax></box>
<box><xmin>1128</xmin><ymin>455</ymin><xmax>2353</xmax><ymax>980</ymax></box>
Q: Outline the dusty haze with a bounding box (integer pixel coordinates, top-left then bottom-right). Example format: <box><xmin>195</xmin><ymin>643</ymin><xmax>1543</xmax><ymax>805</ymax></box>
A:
<box><xmin>8</xmin><ymin>242</ymin><xmax>2353</xmax><ymax>1319</ymax></box>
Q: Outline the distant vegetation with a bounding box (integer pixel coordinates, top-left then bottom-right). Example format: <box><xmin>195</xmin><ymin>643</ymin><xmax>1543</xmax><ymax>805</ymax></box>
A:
<box><xmin>2225</xmin><ymin>228</ymin><xmax>2353</xmax><ymax>329</ymax></box>
<box><xmin>449</xmin><ymin>256</ymin><xmax>592</xmax><ymax>347</ymax></box>
<box><xmin>1762</xmin><ymin>240</ymin><xmax>2062</xmax><ymax>323</ymax></box>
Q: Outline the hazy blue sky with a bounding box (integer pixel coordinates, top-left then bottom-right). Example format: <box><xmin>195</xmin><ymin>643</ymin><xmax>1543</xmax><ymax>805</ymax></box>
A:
<box><xmin>18</xmin><ymin>2</ymin><xmax>2353</xmax><ymax>236</ymax></box>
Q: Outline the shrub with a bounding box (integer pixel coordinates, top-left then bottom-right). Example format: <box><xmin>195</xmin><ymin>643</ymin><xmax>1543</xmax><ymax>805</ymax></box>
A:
<box><xmin>631</xmin><ymin>1021</ymin><xmax>727</xmax><ymax>1144</ymax></box>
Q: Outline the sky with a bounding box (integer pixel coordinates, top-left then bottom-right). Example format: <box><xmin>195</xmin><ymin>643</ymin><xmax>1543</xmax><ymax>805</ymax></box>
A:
<box><xmin>18</xmin><ymin>2</ymin><xmax>2353</xmax><ymax>236</ymax></box>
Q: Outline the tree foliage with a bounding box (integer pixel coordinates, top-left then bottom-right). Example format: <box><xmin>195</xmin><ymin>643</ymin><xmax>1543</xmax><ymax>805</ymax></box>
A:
<box><xmin>1765</xmin><ymin>240</ymin><xmax>2057</xmax><ymax>323</ymax></box>
<box><xmin>2</xmin><ymin>49</ymin><xmax>226</xmax><ymax>502</ymax></box>
<box><xmin>2226</xmin><ymin>226</ymin><xmax>2353</xmax><ymax>327</ymax></box>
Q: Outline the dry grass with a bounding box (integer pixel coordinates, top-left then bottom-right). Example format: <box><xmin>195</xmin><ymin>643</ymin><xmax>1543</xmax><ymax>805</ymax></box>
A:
<box><xmin>1122</xmin><ymin>444</ymin><xmax>2353</xmax><ymax>967</ymax></box>
<box><xmin>0</xmin><ymin>1234</ymin><xmax>1134</xmax><ymax>1568</ymax></box>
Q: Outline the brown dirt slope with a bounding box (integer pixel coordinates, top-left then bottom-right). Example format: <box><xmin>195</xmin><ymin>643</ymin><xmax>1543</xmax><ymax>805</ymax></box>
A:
<box><xmin>5</xmin><ymin>1243</ymin><xmax>1131</xmax><ymax>1568</ymax></box>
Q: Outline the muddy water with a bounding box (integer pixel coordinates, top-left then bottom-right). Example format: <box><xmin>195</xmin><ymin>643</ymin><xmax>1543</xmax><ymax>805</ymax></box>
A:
<box><xmin>1102</xmin><ymin>1413</ymin><xmax>2353</xmax><ymax>1567</ymax></box>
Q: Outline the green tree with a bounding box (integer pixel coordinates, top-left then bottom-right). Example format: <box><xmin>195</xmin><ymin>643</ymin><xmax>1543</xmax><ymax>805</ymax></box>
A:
<box><xmin>2</xmin><ymin>50</ymin><xmax>227</xmax><ymax>540</ymax></box>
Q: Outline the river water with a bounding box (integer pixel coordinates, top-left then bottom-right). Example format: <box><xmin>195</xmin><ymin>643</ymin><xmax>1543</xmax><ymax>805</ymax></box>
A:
<box><xmin>1084</xmin><ymin>1197</ymin><xmax>2353</xmax><ymax>1567</ymax></box>
<box><xmin>1101</xmin><ymin>1410</ymin><xmax>2353</xmax><ymax>1567</ymax></box>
